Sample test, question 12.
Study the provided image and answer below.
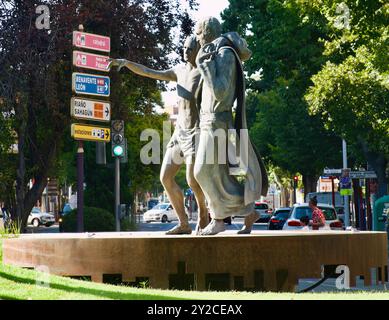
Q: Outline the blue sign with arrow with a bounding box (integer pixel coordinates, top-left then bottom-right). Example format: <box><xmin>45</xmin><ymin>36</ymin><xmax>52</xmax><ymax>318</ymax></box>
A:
<box><xmin>72</xmin><ymin>72</ymin><xmax>110</xmax><ymax>97</ymax></box>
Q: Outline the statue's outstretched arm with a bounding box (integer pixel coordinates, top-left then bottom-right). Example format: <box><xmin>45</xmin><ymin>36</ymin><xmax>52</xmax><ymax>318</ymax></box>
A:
<box><xmin>108</xmin><ymin>58</ymin><xmax>177</xmax><ymax>82</ymax></box>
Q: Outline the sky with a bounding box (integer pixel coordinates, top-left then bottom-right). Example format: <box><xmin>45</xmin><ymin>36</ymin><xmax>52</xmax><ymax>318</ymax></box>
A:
<box><xmin>160</xmin><ymin>0</ymin><xmax>230</xmax><ymax>108</ymax></box>
<box><xmin>190</xmin><ymin>0</ymin><xmax>230</xmax><ymax>21</ymax></box>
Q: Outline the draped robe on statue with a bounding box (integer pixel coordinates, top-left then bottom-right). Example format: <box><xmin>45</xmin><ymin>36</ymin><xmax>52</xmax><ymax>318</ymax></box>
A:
<box><xmin>194</xmin><ymin>33</ymin><xmax>268</xmax><ymax>220</ymax></box>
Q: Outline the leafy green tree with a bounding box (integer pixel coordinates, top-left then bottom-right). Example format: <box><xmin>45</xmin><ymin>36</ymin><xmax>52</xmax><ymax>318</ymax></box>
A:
<box><xmin>0</xmin><ymin>0</ymin><xmax>197</xmax><ymax>230</ymax></box>
<box><xmin>222</xmin><ymin>0</ymin><xmax>342</xmax><ymax>197</ymax></box>
<box><xmin>304</xmin><ymin>0</ymin><xmax>388</xmax><ymax>197</ymax></box>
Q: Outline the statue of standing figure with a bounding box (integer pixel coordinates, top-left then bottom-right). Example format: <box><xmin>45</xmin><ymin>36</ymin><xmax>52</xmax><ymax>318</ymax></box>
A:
<box><xmin>108</xmin><ymin>35</ymin><xmax>209</xmax><ymax>235</ymax></box>
<box><xmin>110</xmin><ymin>17</ymin><xmax>268</xmax><ymax>236</ymax></box>
<box><xmin>193</xmin><ymin>17</ymin><xmax>269</xmax><ymax>235</ymax></box>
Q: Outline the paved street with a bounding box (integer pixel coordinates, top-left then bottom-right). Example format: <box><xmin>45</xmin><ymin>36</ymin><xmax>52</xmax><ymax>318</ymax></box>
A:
<box><xmin>25</xmin><ymin>223</ymin><xmax>60</xmax><ymax>234</ymax></box>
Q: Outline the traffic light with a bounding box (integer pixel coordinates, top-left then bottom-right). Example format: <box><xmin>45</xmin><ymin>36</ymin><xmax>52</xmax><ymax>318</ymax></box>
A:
<box><xmin>293</xmin><ymin>175</ymin><xmax>299</xmax><ymax>188</ymax></box>
<box><xmin>111</xmin><ymin>120</ymin><xmax>125</xmax><ymax>157</ymax></box>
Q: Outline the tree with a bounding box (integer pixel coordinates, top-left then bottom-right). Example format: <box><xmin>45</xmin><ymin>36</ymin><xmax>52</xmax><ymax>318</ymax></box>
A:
<box><xmin>304</xmin><ymin>0</ymin><xmax>388</xmax><ymax>197</ymax></box>
<box><xmin>222</xmin><ymin>0</ymin><xmax>342</xmax><ymax>197</ymax></box>
<box><xmin>0</xmin><ymin>0</ymin><xmax>78</xmax><ymax>229</ymax></box>
<box><xmin>0</xmin><ymin>0</ymin><xmax>197</xmax><ymax>230</ymax></box>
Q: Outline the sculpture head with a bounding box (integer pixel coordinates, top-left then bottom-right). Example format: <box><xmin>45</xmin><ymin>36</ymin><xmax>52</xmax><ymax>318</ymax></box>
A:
<box><xmin>183</xmin><ymin>35</ymin><xmax>200</xmax><ymax>66</ymax></box>
<box><xmin>195</xmin><ymin>16</ymin><xmax>222</xmax><ymax>47</ymax></box>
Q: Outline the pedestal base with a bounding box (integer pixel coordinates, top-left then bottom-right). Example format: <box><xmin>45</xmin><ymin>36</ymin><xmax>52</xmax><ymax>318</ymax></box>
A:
<box><xmin>2</xmin><ymin>230</ymin><xmax>388</xmax><ymax>292</ymax></box>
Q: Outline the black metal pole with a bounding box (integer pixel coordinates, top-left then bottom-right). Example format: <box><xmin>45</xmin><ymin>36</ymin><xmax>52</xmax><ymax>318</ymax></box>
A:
<box><xmin>77</xmin><ymin>141</ymin><xmax>84</xmax><ymax>232</ymax></box>
<box><xmin>331</xmin><ymin>176</ymin><xmax>335</xmax><ymax>207</ymax></box>
<box><xmin>115</xmin><ymin>156</ymin><xmax>120</xmax><ymax>231</ymax></box>
<box><xmin>293</xmin><ymin>186</ymin><xmax>297</xmax><ymax>204</ymax></box>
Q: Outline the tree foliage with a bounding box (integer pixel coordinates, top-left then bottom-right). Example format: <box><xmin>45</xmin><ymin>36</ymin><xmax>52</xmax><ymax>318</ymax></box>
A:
<box><xmin>222</xmin><ymin>0</ymin><xmax>342</xmax><ymax>195</ymax></box>
<box><xmin>304</xmin><ymin>0</ymin><xmax>388</xmax><ymax>196</ymax></box>
<box><xmin>0</xmin><ymin>0</ymin><xmax>197</xmax><ymax>229</ymax></box>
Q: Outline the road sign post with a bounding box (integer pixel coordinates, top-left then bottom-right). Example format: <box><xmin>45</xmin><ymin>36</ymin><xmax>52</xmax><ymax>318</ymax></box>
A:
<box><xmin>71</xmin><ymin>25</ymin><xmax>111</xmax><ymax>233</ymax></box>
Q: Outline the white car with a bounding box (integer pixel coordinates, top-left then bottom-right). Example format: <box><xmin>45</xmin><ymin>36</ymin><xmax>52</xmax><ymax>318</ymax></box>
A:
<box><xmin>283</xmin><ymin>203</ymin><xmax>343</xmax><ymax>231</ymax></box>
<box><xmin>143</xmin><ymin>203</ymin><xmax>179</xmax><ymax>223</ymax></box>
<box><xmin>232</xmin><ymin>201</ymin><xmax>272</xmax><ymax>222</ymax></box>
<box><xmin>254</xmin><ymin>201</ymin><xmax>272</xmax><ymax>223</ymax></box>
<box><xmin>28</xmin><ymin>207</ymin><xmax>55</xmax><ymax>227</ymax></box>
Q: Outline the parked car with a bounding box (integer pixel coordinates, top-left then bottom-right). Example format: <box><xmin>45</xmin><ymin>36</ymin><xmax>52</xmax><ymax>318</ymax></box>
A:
<box><xmin>305</xmin><ymin>192</ymin><xmax>343</xmax><ymax>207</ymax></box>
<box><xmin>335</xmin><ymin>206</ymin><xmax>345</xmax><ymax>222</ymax></box>
<box><xmin>58</xmin><ymin>203</ymin><xmax>75</xmax><ymax>232</ymax></box>
<box><xmin>147</xmin><ymin>198</ymin><xmax>160</xmax><ymax>211</ymax></box>
<box><xmin>283</xmin><ymin>203</ymin><xmax>343</xmax><ymax>231</ymax></box>
<box><xmin>268</xmin><ymin>207</ymin><xmax>291</xmax><ymax>230</ymax></box>
<box><xmin>28</xmin><ymin>207</ymin><xmax>55</xmax><ymax>227</ymax></box>
<box><xmin>254</xmin><ymin>201</ymin><xmax>272</xmax><ymax>223</ymax></box>
<box><xmin>143</xmin><ymin>203</ymin><xmax>178</xmax><ymax>223</ymax></box>
<box><xmin>62</xmin><ymin>203</ymin><xmax>74</xmax><ymax>215</ymax></box>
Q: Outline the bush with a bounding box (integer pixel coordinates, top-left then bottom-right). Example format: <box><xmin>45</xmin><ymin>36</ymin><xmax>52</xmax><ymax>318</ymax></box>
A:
<box><xmin>62</xmin><ymin>207</ymin><xmax>115</xmax><ymax>232</ymax></box>
<box><xmin>120</xmin><ymin>217</ymin><xmax>138</xmax><ymax>231</ymax></box>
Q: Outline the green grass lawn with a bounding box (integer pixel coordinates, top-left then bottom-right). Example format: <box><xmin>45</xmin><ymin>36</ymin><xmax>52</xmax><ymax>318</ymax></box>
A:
<box><xmin>1</xmin><ymin>237</ymin><xmax>389</xmax><ymax>300</ymax></box>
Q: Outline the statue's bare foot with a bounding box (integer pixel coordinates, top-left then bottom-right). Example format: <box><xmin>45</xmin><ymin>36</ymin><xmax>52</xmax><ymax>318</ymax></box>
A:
<box><xmin>199</xmin><ymin>219</ymin><xmax>226</xmax><ymax>236</ymax></box>
<box><xmin>237</xmin><ymin>211</ymin><xmax>259</xmax><ymax>235</ymax></box>
<box><xmin>195</xmin><ymin>218</ymin><xmax>209</xmax><ymax>235</ymax></box>
<box><xmin>165</xmin><ymin>224</ymin><xmax>192</xmax><ymax>235</ymax></box>
<box><xmin>195</xmin><ymin>224</ymin><xmax>202</xmax><ymax>235</ymax></box>
<box><xmin>237</xmin><ymin>225</ymin><xmax>252</xmax><ymax>234</ymax></box>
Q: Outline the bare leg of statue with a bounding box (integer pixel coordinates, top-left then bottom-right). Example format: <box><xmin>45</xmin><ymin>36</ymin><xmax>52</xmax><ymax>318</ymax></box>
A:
<box><xmin>186</xmin><ymin>159</ymin><xmax>208</xmax><ymax>235</ymax></box>
<box><xmin>237</xmin><ymin>210</ymin><xmax>260</xmax><ymax>234</ymax></box>
<box><xmin>161</xmin><ymin>145</ymin><xmax>192</xmax><ymax>235</ymax></box>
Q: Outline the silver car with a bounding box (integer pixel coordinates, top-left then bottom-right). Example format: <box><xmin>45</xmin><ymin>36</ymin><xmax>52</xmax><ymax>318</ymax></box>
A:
<box><xmin>283</xmin><ymin>203</ymin><xmax>343</xmax><ymax>231</ymax></box>
<box><xmin>28</xmin><ymin>207</ymin><xmax>55</xmax><ymax>227</ymax></box>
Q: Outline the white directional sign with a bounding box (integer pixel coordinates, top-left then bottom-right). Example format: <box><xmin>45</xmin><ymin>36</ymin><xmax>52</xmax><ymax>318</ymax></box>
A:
<box><xmin>323</xmin><ymin>169</ymin><xmax>342</xmax><ymax>175</ymax></box>
<box><xmin>350</xmin><ymin>171</ymin><xmax>377</xmax><ymax>179</ymax></box>
<box><xmin>323</xmin><ymin>169</ymin><xmax>377</xmax><ymax>179</ymax></box>
<box><xmin>71</xmin><ymin>97</ymin><xmax>110</xmax><ymax>122</ymax></box>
